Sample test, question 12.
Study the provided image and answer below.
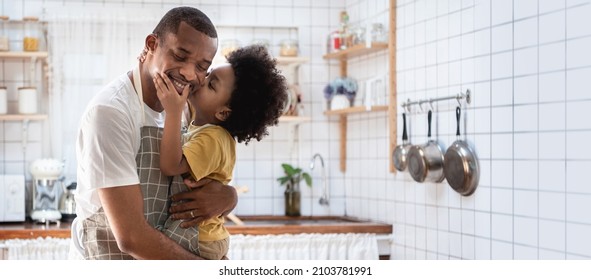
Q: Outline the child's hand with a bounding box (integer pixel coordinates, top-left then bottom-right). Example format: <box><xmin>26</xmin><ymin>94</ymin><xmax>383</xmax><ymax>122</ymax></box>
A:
<box><xmin>154</xmin><ymin>72</ymin><xmax>189</xmax><ymax>114</ymax></box>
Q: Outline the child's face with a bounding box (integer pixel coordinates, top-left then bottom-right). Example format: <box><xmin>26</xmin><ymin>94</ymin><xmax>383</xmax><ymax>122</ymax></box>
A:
<box><xmin>188</xmin><ymin>63</ymin><xmax>235</xmax><ymax>125</ymax></box>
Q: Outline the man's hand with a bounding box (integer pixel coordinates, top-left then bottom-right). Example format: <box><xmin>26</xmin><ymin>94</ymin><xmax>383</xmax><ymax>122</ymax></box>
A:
<box><xmin>169</xmin><ymin>178</ymin><xmax>238</xmax><ymax>228</ymax></box>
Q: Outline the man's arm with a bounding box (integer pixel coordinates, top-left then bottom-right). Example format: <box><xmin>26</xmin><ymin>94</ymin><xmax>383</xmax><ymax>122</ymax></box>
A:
<box><xmin>98</xmin><ymin>184</ymin><xmax>203</xmax><ymax>259</ymax></box>
<box><xmin>169</xmin><ymin>179</ymin><xmax>238</xmax><ymax>228</ymax></box>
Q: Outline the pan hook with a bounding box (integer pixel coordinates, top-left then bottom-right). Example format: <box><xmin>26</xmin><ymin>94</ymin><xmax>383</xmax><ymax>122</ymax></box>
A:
<box><xmin>456</xmin><ymin>95</ymin><xmax>463</xmax><ymax>107</ymax></box>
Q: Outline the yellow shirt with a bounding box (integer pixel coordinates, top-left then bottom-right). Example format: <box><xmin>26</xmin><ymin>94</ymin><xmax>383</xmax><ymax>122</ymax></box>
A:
<box><xmin>182</xmin><ymin>123</ymin><xmax>235</xmax><ymax>241</ymax></box>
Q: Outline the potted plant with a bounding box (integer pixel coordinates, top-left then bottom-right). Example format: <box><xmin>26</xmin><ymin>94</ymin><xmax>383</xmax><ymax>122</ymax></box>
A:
<box><xmin>323</xmin><ymin>76</ymin><xmax>358</xmax><ymax>110</ymax></box>
<box><xmin>277</xmin><ymin>163</ymin><xmax>312</xmax><ymax>216</ymax></box>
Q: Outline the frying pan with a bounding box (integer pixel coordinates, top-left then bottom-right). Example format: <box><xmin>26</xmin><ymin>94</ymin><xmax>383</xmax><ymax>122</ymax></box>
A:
<box><xmin>444</xmin><ymin>107</ymin><xmax>480</xmax><ymax>196</ymax></box>
<box><xmin>407</xmin><ymin>109</ymin><xmax>445</xmax><ymax>183</ymax></box>
<box><xmin>393</xmin><ymin>112</ymin><xmax>411</xmax><ymax>171</ymax></box>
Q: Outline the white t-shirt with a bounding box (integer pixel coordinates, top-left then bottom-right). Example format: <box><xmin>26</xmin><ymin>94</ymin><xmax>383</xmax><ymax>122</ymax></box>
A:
<box><xmin>70</xmin><ymin>71</ymin><xmax>192</xmax><ymax>259</ymax></box>
<box><xmin>75</xmin><ymin>72</ymin><xmax>164</xmax><ymax>220</ymax></box>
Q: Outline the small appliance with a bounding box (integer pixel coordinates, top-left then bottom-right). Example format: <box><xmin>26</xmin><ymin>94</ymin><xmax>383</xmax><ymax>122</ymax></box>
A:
<box><xmin>0</xmin><ymin>175</ymin><xmax>26</xmax><ymax>222</ymax></box>
<box><xmin>59</xmin><ymin>182</ymin><xmax>77</xmax><ymax>222</ymax></box>
<box><xmin>30</xmin><ymin>158</ymin><xmax>64</xmax><ymax>223</ymax></box>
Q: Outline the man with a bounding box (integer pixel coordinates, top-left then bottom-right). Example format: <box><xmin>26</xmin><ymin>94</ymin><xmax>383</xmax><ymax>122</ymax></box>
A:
<box><xmin>70</xmin><ymin>7</ymin><xmax>237</xmax><ymax>260</ymax></box>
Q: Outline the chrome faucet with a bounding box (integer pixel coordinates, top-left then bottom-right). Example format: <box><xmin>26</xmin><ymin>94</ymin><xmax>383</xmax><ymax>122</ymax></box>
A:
<box><xmin>310</xmin><ymin>153</ymin><xmax>329</xmax><ymax>206</ymax></box>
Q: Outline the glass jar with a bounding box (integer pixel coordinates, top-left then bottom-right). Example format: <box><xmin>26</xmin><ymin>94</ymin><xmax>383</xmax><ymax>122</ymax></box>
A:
<box><xmin>220</xmin><ymin>39</ymin><xmax>240</xmax><ymax>57</ymax></box>
<box><xmin>351</xmin><ymin>25</ymin><xmax>366</xmax><ymax>46</ymax></box>
<box><xmin>279</xmin><ymin>39</ymin><xmax>298</xmax><ymax>57</ymax></box>
<box><xmin>250</xmin><ymin>38</ymin><xmax>270</xmax><ymax>50</ymax></box>
<box><xmin>23</xmin><ymin>16</ymin><xmax>40</xmax><ymax>52</ymax></box>
<box><xmin>0</xmin><ymin>16</ymin><xmax>9</xmax><ymax>51</ymax></box>
<box><xmin>327</xmin><ymin>31</ymin><xmax>342</xmax><ymax>54</ymax></box>
<box><xmin>371</xmin><ymin>23</ymin><xmax>386</xmax><ymax>43</ymax></box>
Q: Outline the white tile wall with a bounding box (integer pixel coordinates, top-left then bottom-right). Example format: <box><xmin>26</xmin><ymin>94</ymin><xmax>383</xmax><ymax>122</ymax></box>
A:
<box><xmin>388</xmin><ymin>0</ymin><xmax>591</xmax><ymax>260</ymax></box>
<box><xmin>2</xmin><ymin>0</ymin><xmax>591</xmax><ymax>260</ymax></box>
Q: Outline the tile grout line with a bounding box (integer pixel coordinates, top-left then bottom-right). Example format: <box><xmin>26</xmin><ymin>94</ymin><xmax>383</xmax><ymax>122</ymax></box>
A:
<box><xmin>563</xmin><ymin>0</ymin><xmax>568</xmax><ymax>260</ymax></box>
<box><xmin>536</xmin><ymin>0</ymin><xmax>540</xmax><ymax>260</ymax></box>
<box><xmin>489</xmin><ymin>0</ymin><xmax>493</xmax><ymax>260</ymax></box>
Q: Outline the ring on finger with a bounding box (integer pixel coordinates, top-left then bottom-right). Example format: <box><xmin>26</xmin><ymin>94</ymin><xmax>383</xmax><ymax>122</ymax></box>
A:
<box><xmin>190</xmin><ymin>210</ymin><xmax>195</xmax><ymax>218</ymax></box>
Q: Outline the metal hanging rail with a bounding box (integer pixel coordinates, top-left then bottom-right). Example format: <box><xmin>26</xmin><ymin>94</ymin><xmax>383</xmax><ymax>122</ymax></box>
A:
<box><xmin>401</xmin><ymin>89</ymin><xmax>471</xmax><ymax>111</ymax></box>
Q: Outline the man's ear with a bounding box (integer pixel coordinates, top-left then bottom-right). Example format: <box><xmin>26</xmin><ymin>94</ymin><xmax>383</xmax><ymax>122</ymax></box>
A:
<box><xmin>145</xmin><ymin>34</ymin><xmax>159</xmax><ymax>54</ymax></box>
<box><xmin>215</xmin><ymin>107</ymin><xmax>232</xmax><ymax>122</ymax></box>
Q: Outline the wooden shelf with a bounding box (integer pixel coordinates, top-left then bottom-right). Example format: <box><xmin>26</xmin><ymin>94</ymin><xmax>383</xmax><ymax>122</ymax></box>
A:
<box><xmin>324</xmin><ymin>106</ymin><xmax>389</xmax><ymax>116</ymax></box>
<box><xmin>0</xmin><ymin>114</ymin><xmax>48</xmax><ymax>121</ymax></box>
<box><xmin>322</xmin><ymin>42</ymin><xmax>389</xmax><ymax>60</ymax></box>
<box><xmin>279</xmin><ymin>115</ymin><xmax>311</xmax><ymax>124</ymax></box>
<box><xmin>322</xmin><ymin>43</ymin><xmax>391</xmax><ymax>173</ymax></box>
<box><xmin>276</xmin><ymin>56</ymin><xmax>309</xmax><ymax>66</ymax></box>
<box><xmin>320</xmin><ymin>3</ymin><xmax>396</xmax><ymax>174</ymax></box>
<box><xmin>0</xmin><ymin>51</ymin><xmax>48</xmax><ymax>59</ymax></box>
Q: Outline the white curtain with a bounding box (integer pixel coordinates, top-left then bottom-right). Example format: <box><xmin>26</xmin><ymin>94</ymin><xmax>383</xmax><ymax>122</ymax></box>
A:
<box><xmin>228</xmin><ymin>233</ymin><xmax>379</xmax><ymax>260</ymax></box>
<box><xmin>0</xmin><ymin>237</ymin><xmax>70</xmax><ymax>260</ymax></box>
<box><xmin>45</xmin><ymin>7</ymin><xmax>164</xmax><ymax>180</ymax></box>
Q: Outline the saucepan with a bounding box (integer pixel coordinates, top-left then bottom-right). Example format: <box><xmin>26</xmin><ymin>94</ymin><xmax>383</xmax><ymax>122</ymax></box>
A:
<box><xmin>393</xmin><ymin>111</ymin><xmax>411</xmax><ymax>171</ymax></box>
<box><xmin>407</xmin><ymin>109</ymin><xmax>445</xmax><ymax>183</ymax></box>
<box><xmin>444</xmin><ymin>107</ymin><xmax>479</xmax><ymax>196</ymax></box>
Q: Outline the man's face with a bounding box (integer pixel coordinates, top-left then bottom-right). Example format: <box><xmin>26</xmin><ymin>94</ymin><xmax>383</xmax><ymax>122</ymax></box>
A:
<box><xmin>147</xmin><ymin>21</ymin><xmax>218</xmax><ymax>94</ymax></box>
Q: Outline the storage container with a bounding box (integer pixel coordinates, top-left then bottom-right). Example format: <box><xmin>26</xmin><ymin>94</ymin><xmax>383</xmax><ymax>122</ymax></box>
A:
<box><xmin>0</xmin><ymin>16</ymin><xmax>9</xmax><ymax>51</ymax></box>
<box><xmin>18</xmin><ymin>86</ymin><xmax>37</xmax><ymax>114</ymax></box>
<box><xmin>0</xmin><ymin>86</ymin><xmax>7</xmax><ymax>114</ymax></box>
<box><xmin>23</xmin><ymin>16</ymin><xmax>40</xmax><ymax>52</ymax></box>
<box><xmin>279</xmin><ymin>39</ymin><xmax>298</xmax><ymax>57</ymax></box>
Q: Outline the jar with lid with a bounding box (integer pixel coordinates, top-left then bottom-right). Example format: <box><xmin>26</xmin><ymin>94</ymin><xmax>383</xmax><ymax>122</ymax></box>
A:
<box><xmin>18</xmin><ymin>86</ymin><xmax>38</xmax><ymax>114</ymax></box>
<box><xmin>351</xmin><ymin>25</ymin><xmax>366</xmax><ymax>46</ymax></box>
<box><xmin>0</xmin><ymin>16</ymin><xmax>9</xmax><ymax>51</ymax></box>
<box><xmin>371</xmin><ymin>23</ymin><xmax>386</xmax><ymax>43</ymax></box>
<box><xmin>326</xmin><ymin>31</ymin><xmax>341</xmax><ymax>54</ymax></box>
<box><xmin>0</xmin><ymin>86</ymin><xmax>7</xmax><ymax>114</ymax></box>
<box><xmin>279</xmin><ymin>39</ymin><xmax>298</xmax><ymax>57</ymax></box>
<box><xmin>250</xmin><ymin>39</ymin><xmax>270</xmax><ymax>50</ymax></box>
<box><xmin>220</xmin><ymin>39</ymin><xmax>240</xmax><ymax>57</ymax></box>
<box><xmin>23</xmin><ymin>16</ymin><xmax>40</xmax><ymax>52</ymax></box>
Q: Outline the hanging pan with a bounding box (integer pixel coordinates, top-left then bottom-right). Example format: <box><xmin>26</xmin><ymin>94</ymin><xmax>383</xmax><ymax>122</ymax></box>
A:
<box><xmin>407</xmin><ymin>109</ymin><xmax>445</xmax><ymax>183</ymax></box>
<box><xmin>393</xmin><ymin>111</ymin><xmax>412</xmax><ymax>171</ymax></box>
<box><xmin>443</xmin><ymin>107</ymin><xmax>480</xmax><ymax>196</ymax></box>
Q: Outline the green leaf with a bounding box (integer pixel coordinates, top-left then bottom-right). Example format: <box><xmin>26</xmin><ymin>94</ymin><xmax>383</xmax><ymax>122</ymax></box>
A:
<box><xmin>282</xmin><ymin>163</ymin><xmax>297</xmax><ymax>176</ymax></box>
<box><xmin>277</xmin><ymin>176</ymin><xmax>289</xmax><ymax>185</ymax></box>
<box><xmin>302</xmin><ymin>173</ymin><xmax>312</xmax><ymax>187</ymax></box>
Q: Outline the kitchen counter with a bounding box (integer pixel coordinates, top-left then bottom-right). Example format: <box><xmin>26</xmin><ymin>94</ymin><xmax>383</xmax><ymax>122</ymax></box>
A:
<box><xmin>1</xmin><ymin>216</ymin><xmax>393</xmax><ymax>259</ymax></box>
<box><xmin>0</xmin><ymin>216</ymin><xmax>392</xmax><ymax>239</ymax></box>
<box><xmin>226</xmin><ymin>215</ymin><xmax>392</xmax><ymax>235</ymax></box>
<box><xmin>0</xmin><ymin>220</ymin><xmax>71</xmax><ymax>240</ymax></box>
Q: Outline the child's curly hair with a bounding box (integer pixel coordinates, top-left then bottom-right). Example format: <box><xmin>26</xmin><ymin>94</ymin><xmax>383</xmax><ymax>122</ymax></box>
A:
<box><xmin>221</xmin><ymin>45</ymin><xmax>288</xmax><ymax>144</ymax></box>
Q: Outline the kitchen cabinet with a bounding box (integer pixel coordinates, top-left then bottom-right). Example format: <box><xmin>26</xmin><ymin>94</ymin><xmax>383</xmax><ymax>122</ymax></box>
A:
<box><xmin>0</xmin><ymin>51</ymin><xmax>49</xmax><ymax>148</ymax></box>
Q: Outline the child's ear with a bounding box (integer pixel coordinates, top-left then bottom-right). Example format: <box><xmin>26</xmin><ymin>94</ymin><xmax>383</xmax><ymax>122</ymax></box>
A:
<box><xmin>215</xmin><ymin>107</ymin><xmax>232</xmax><ymax>122</ymax></box>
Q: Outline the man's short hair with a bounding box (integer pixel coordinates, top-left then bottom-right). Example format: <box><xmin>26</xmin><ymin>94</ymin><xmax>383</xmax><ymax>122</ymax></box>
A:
<box><xmin>153</xmin><ymin>6</ymin><xmax>217</xmax><ymax>40</ymax></box>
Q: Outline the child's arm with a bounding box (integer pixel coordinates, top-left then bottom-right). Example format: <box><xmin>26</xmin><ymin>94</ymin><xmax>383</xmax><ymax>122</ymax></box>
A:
<box><xmin>154</xmin><ymin>72</ymin><xmax>191</xmax><ymax>176</ymax></box>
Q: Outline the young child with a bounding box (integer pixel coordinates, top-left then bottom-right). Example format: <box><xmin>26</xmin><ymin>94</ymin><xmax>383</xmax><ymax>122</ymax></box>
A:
<box><xmin>154</xmin><ymin>44</ymin><xmax>287</xmax><ymax>259</ymax></box>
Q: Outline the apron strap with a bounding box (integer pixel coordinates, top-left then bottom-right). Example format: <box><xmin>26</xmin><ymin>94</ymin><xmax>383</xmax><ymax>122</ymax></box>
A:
<box><xmin>132</xmin><ymin>64</ymin><xmax>146</xmax><ymax>124</ymax></box>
